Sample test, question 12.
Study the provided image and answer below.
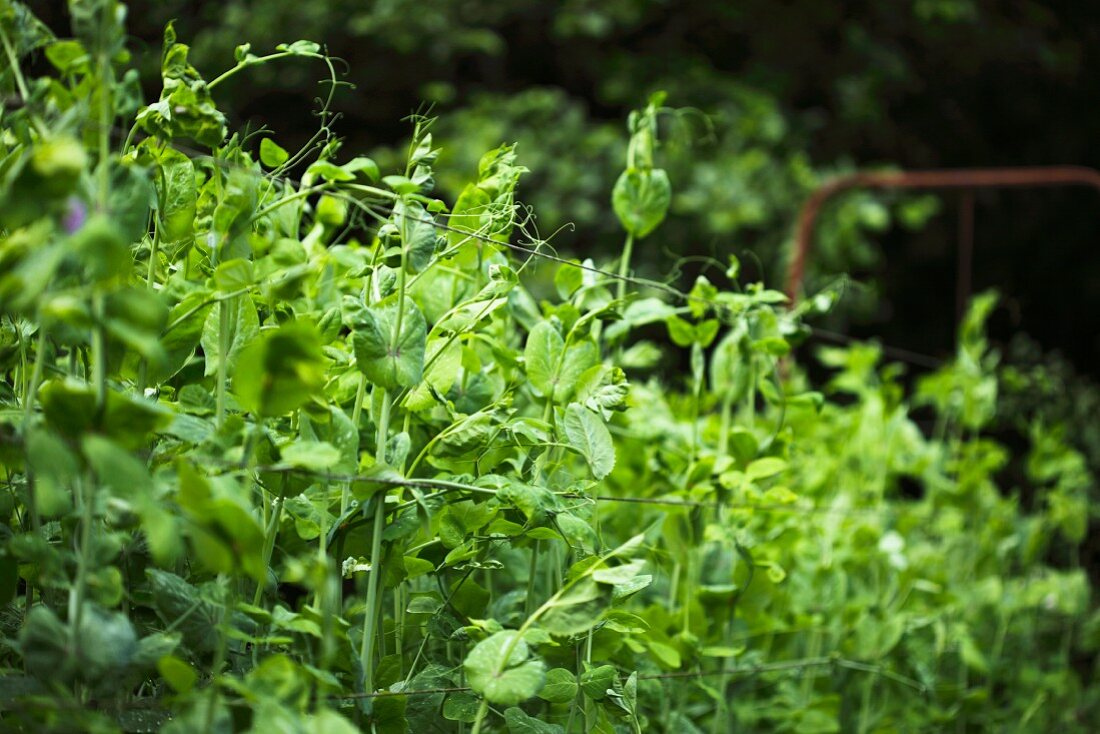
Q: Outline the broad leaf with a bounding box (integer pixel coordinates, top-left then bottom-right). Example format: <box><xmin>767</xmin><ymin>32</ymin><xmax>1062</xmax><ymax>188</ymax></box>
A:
<box><xmin>464</xmin><ymin>631</ymin><xmax>546</xmax><ymax>706</ymax></box>
<box><xmin>525</xmin><ymin>321</ymin><xmax>563</xmax><ymax>398</ymax></box>
<box><xmin>352</xmin><ymin>298</ymin><xmax>427</xmax><ymax>390</ymax></box>
<box><xmin>563</xmin><ymin>403</ymin><xmax>616</xmax><ymax>480</ymax></box>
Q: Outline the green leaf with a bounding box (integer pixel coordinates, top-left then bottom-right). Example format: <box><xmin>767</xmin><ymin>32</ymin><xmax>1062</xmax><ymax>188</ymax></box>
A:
<box><xmin>539</xmin><ymin>668</ymin><xmax>579</xmax><ymax>704</ymax></box>
<box><xmin>308</xmin><ymin>160</ymin><xmax>355</xmax><ymax>182</ymax></box>
<box><xmin>666</xmin><ymin>315</ymin><xmax>696</xmax><ymax>348</ymax></box>
<box><xmin>201</xmin><ymin>295</ymin><xmax>259</xmax><ymax>377</ymax></box>
<box><xmin>554</xmin><ymin>340</ymin><xmax>598</xmax><ymax>404</ymax></box>
<box><xmin>259</xmin><ymin>138</ymin><xmax>289</xmax><ymax>168</ymax></box>
<box><xmin>745</xmin><ymin>457</ymin><xmax>787</xmax><ymax>481</ymax></box>
<box><xmin>498</xmin><ymin>480</ymin><xmax>560</xmax><ymax>526</ymax></box>
<box><xmin>19</xmin><ymin>606</ymin><xmax>71</xmax><ymax>683</ymax></box>
<box><xmin>351</xmin><ymin>298</ymin><xmax>427</xmax><ymax>390</ymax></box>
<box><xmin>131</xmin><ymin>633</ymin><xmax>182</xmax><ymax>669</ymax></box>
<box><xmin>443</xmin><ymin>692</ymin><xmax>480</xmax><ymax>722</ymax></box>
<box><xmin>395</xmin><ymin>198</ymin><xmax>438</xmax><ymax>273</ymax></box>
<box><xmin>449</xmin><ymin>184</ymin><xmax>492</xmax><ymax>248</ymax></box>
<box><xmin>563</xmin><ymin>404</ymin><xmax>616</xmax><ymax>480</ymax></box>
<box><xmin>158</xmin><ymin>655</ymin><xmax>198</xmax><ymax>693</ymax></box>
<box><xmin>580</xmin><ymin>664</ymin><xmax>617</xmax><ymax>700</ymax></box>
<box><xmin>153</xmin><ymin>146</ymin><xmax>197</xmax><ymax>258</ymax></box>
<box><xmin>213</xmin><ymin>258</ymin><xmax>254</xmax><ymax>292</ymax></box>
<box><xmin>136</xmin><ymin>36</ymin><xmax>226</xmax><ymax>147</ymax></box>
<box><xmin>541</xmin><ymin>578</ymin><xmax>604</xmax><ymax>636</ymax></box>
<box><xmin>504</xmin><ymin>707</ymin><xmax>565</xmax><ymax>734</ymax></box>
<box><xmin>343</xmin><ymin>157</ymin><xmax>380</xmax><ymax>181</ymax></box>
<box><xmin>404</xmin><ymin>337</ymin><xmax>462</xmax><ymax>411</ymax></box>
<box><xmin>146</xmin><ymin>569</ymin><xmax>221</xmax><ymax>653</ymax></box>
<box><xmin>464</xmin><ymin>631</ymin><xmax>547</xmax><ymax>706</ymax></box>
<box><xmin>281</xmin><ymin>440</ymin><xmax>341</xmax><ymax>470</ymax></box>
<box><xmin>82</xmin><ymin>435</ymin><xmax>182</xmax><ymax>565</ymax></box>
<box><xmin>77</xmin><ymin>604</ymin><xmax>139</xmax><ymax>681</ymax></box>
<box><xmin>575</xmin><ymin>365</ymin><xmax>629</xmax><ymax>417</ymax></box>
<box><xmin>233</xmin><ymin>321</ymin><xmax>327</xmax><ymax>417</ymax></box>
<box><xmin>525</xmin><ymin>321</ymin><xmax>564</xmax><ymax>398</ymax></box>
<box><xmin>278</xmin><ymin>40</ymin><xmax>322</xmax><ymax>55</ymax></box>
<box><xmin>25</xmin><ymin>429</ymin><xmax>75</xmax><ymax>518</ymax></box>
<box><xmin>612</xmin><ymin>167</ymin><xmax>671</xmax><ymax>238</ymax></box>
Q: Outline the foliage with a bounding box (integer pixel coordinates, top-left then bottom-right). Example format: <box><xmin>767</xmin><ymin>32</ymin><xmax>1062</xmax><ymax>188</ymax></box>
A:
<box><xmin>0</xmin><ymin>3</ymin><xmax>1097</xmax><ymax>733</ymax></box>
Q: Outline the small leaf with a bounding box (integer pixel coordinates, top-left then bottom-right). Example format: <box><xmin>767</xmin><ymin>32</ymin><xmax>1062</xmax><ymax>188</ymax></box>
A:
<box><xmin>539</xmin><ymin>668</ymin><xmax>579</xmax><ymax>704</ymax></box>
<box><xmin>259</xmin><ymin>138</ymin><xmax>289</xmax><ymax>168</ymax></box>
<box><xmin>158</xmin><ymin>655</ymin><xmax>198</xmax><ymax>693</ymax></box>
<box><xmin>612</xmin><ymin>167</ymin><xmax>670</xmax><ymax>238</ymax></box>
<box><xmin>504</xmin><ymin>707</ymin><xmax>565</xmax><ymax>734</ymax></box>
<box><xmin>281</xmin><ymin>441</ymin><xmax>341</xmax><ymax>470</ymax></box>
<box><xmin>580</xmin><ymin>665</ymin><xmax>617</xmax><ymax>700</ymax></box>
<box><xmin>745</xmin><ymin>457</ymin><xmax>788</xmax><ymax>481</ymax></box>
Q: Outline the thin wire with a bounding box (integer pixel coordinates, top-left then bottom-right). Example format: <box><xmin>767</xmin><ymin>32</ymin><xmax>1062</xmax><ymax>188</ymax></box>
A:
<box><xmin>808</xmin><ymin>326</ymin><xmax>945</xmax><ymax>369</ymax></box>
<box><xmin>325</xmin><ymin>654</ymin><xmax>926</xmax><ymax>701</ymax></box>
<box><xmin>105</xmin><ymin>123</ymin><xmax>946</xmax><ymax>371</ymax></box>
<box><xmin>212</xmin><ymin>462</ymin><xmax>904</xmax><ymax>521</ymax></box>
<box><xmin>571</xmin><ymin>493</ymin><xmax>891</xmax><ymax>518</ymax></box>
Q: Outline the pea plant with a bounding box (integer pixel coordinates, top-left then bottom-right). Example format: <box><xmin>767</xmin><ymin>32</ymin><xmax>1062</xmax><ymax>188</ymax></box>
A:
<box><xmin>1</xmin><ymin>2</ymin><xmax>1097</xmax><ymax>733</ymax></box>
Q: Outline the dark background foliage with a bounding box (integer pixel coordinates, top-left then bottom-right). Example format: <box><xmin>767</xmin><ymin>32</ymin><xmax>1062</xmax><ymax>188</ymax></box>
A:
<box><xmin>34</xmin><ymin>0</ymin><xmax>1100</xmax><ymax>373</ymax></box>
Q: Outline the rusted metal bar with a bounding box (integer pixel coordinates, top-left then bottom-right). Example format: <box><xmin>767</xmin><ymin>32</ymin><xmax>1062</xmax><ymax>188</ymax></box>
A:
<box><xmin>786</xmin><ymin>165</ymin><xmax>1100</xmax><ymax>302</ymax></box>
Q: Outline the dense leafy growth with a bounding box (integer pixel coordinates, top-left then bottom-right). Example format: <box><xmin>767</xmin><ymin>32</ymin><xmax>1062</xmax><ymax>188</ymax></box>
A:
<box><xmin>0</xmin><ymin>2</ymin><xmax>1097</xmax><ymax>732</ymax></box>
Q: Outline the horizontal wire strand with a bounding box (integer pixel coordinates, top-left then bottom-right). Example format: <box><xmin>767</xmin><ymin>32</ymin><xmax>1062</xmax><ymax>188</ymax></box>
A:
<box><xmin>97</xmin><ymin>123</ymin><xmax>946</xmax><ymax>371</ymax></box>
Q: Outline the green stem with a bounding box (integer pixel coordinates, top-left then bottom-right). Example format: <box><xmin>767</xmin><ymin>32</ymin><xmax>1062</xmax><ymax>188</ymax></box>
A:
<box><xmin>97</xmin><ymin>49</ymin><xmax>112</xmax><ymax>213</ymax></box>
<box><xmin>358</xmin><ymin>496</ymin><xmax>386</xmax><ymax>693</ymax></box>
<box><xmin>20</xmin><ymin>327</ymin><xmax>47</xmax><ymax>531</ymax></box>
<box><xmin>717</xmin><ymin>392</ymin><xmax>734</xmax><ymax>461</ymax></box>
<box><xmin>0</xmin><ymin>26</ymin><xmax>48</xmax><ymax>137</ymax></box>
<box><xmin>208</xmin><ymin>50</ymin><xmax>308</xmax><ymax>90</ymax></box>
<box><xmin>215</xmin><ymin>299</ymin><xmax>231</xmax><ymax>428</ymax></box>
<box><xmin>524</xmin><ymin>541</ymin><xmax>540</xmax><ymax>618</ymax></box>
<box><xmin>340</xmin><ymin>374</ymin><xmax>368</xmax><ymax>517</ymax></box>
<box><xmin>68</xmin><ymin>471</ymin><xmax>95</xmax><ymax>694</ymax></box>
<box><xmin>616</xmin><ymin>233</ymin><xmax>635</xmax><ymax>303</ymax></box>
<box><xmin>92</xmin><ymin>295</ymin><xmax>107</xmax><ymax>412</ymax></box>
<box><xmin>470</xmin><ymin>700</ymin><xmax>491</xmax><ymax>734</ymax></box>
<box><xmin>253</xmin><ymin>496</ymin><xmax>283</xmax><ymax>607</ymax></box>
<box><xmin>358</xmin><ymin>389</ymin><xmax>393</xmax><ymax>695</ymax></box>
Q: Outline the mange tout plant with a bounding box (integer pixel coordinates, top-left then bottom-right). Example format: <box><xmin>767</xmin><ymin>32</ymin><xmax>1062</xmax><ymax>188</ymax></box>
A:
<box><xmin>1</xmin><ymin>2</ymin><xmax>1098</xmax><ymax>732</ymax></box>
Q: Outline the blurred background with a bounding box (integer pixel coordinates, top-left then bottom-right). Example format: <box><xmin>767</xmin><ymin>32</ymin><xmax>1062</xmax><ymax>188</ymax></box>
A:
<box><xmin>34</xmin><ymin>0</ymin><xmax>1100</xmax><ymax>378</ymax></box>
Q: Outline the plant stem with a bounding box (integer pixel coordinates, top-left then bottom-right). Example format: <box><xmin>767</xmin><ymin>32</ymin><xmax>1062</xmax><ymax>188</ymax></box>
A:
<box><xmin>68</xmin><ymin>471</ymin><xmax>94</xmax><ymax>690</ymax></box>
<box><xmin>215</xmin><ymin>299</ymin><xmax>231</xmax><ymax>428</ymax></box>
<box><xmin>616</xmin><ymin>233</ymin><xmax>635</xmax><ymax>303</ymax></box>
<box><xmin>340</xmin><ymin>374</ymin><xmax>368</xmax><ymax>517</ymax></box>
<box><xmin>92</xmin><ymin>295</ymin><xmax>107</xmax><ymax>412</ymax></box>
<box><xmin>253</xmin><ymin>496</ymin><xmax>282</xmax><ymax>607</ymax></box>
<box><xmin>358</xmin><ymin>388</ymin><xmax>393</xmax><ymax>695</ymax></box>
<box><xmin>358</xmin><ymin>495</ymin><xmax>386</xmax><ymax>693</ymax></box>
<box><xmin>470</xmin><ymin>700</ymin><xmax>491</xmax><ymax>734</ymax></box>
<box><xmin>524</xmin><ymin>541</ymin><xmax>540</xmax><ymax>618</ymax></box>
<box><xmin>21</xmin><ymin>328</ymin><xmax>47</xmax><ymax>531</ymax></box>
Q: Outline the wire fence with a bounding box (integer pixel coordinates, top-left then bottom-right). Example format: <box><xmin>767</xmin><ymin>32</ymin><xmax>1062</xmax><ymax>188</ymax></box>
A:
<box><xmin>100</xmin><ymin>122</ymin><xmax>948</xmax><ymax>372</ymax></box>
<box><xmin>0</xmin><ymin>115</ymin><xmax>965</xmax><ymax>714</ymax></box>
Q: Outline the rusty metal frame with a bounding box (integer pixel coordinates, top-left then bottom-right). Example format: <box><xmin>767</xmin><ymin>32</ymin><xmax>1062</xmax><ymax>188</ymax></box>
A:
<box><xmin>785</xmin><ymin>166</ymin><xmax>1100</xmax><ymax>319</ymax></box>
